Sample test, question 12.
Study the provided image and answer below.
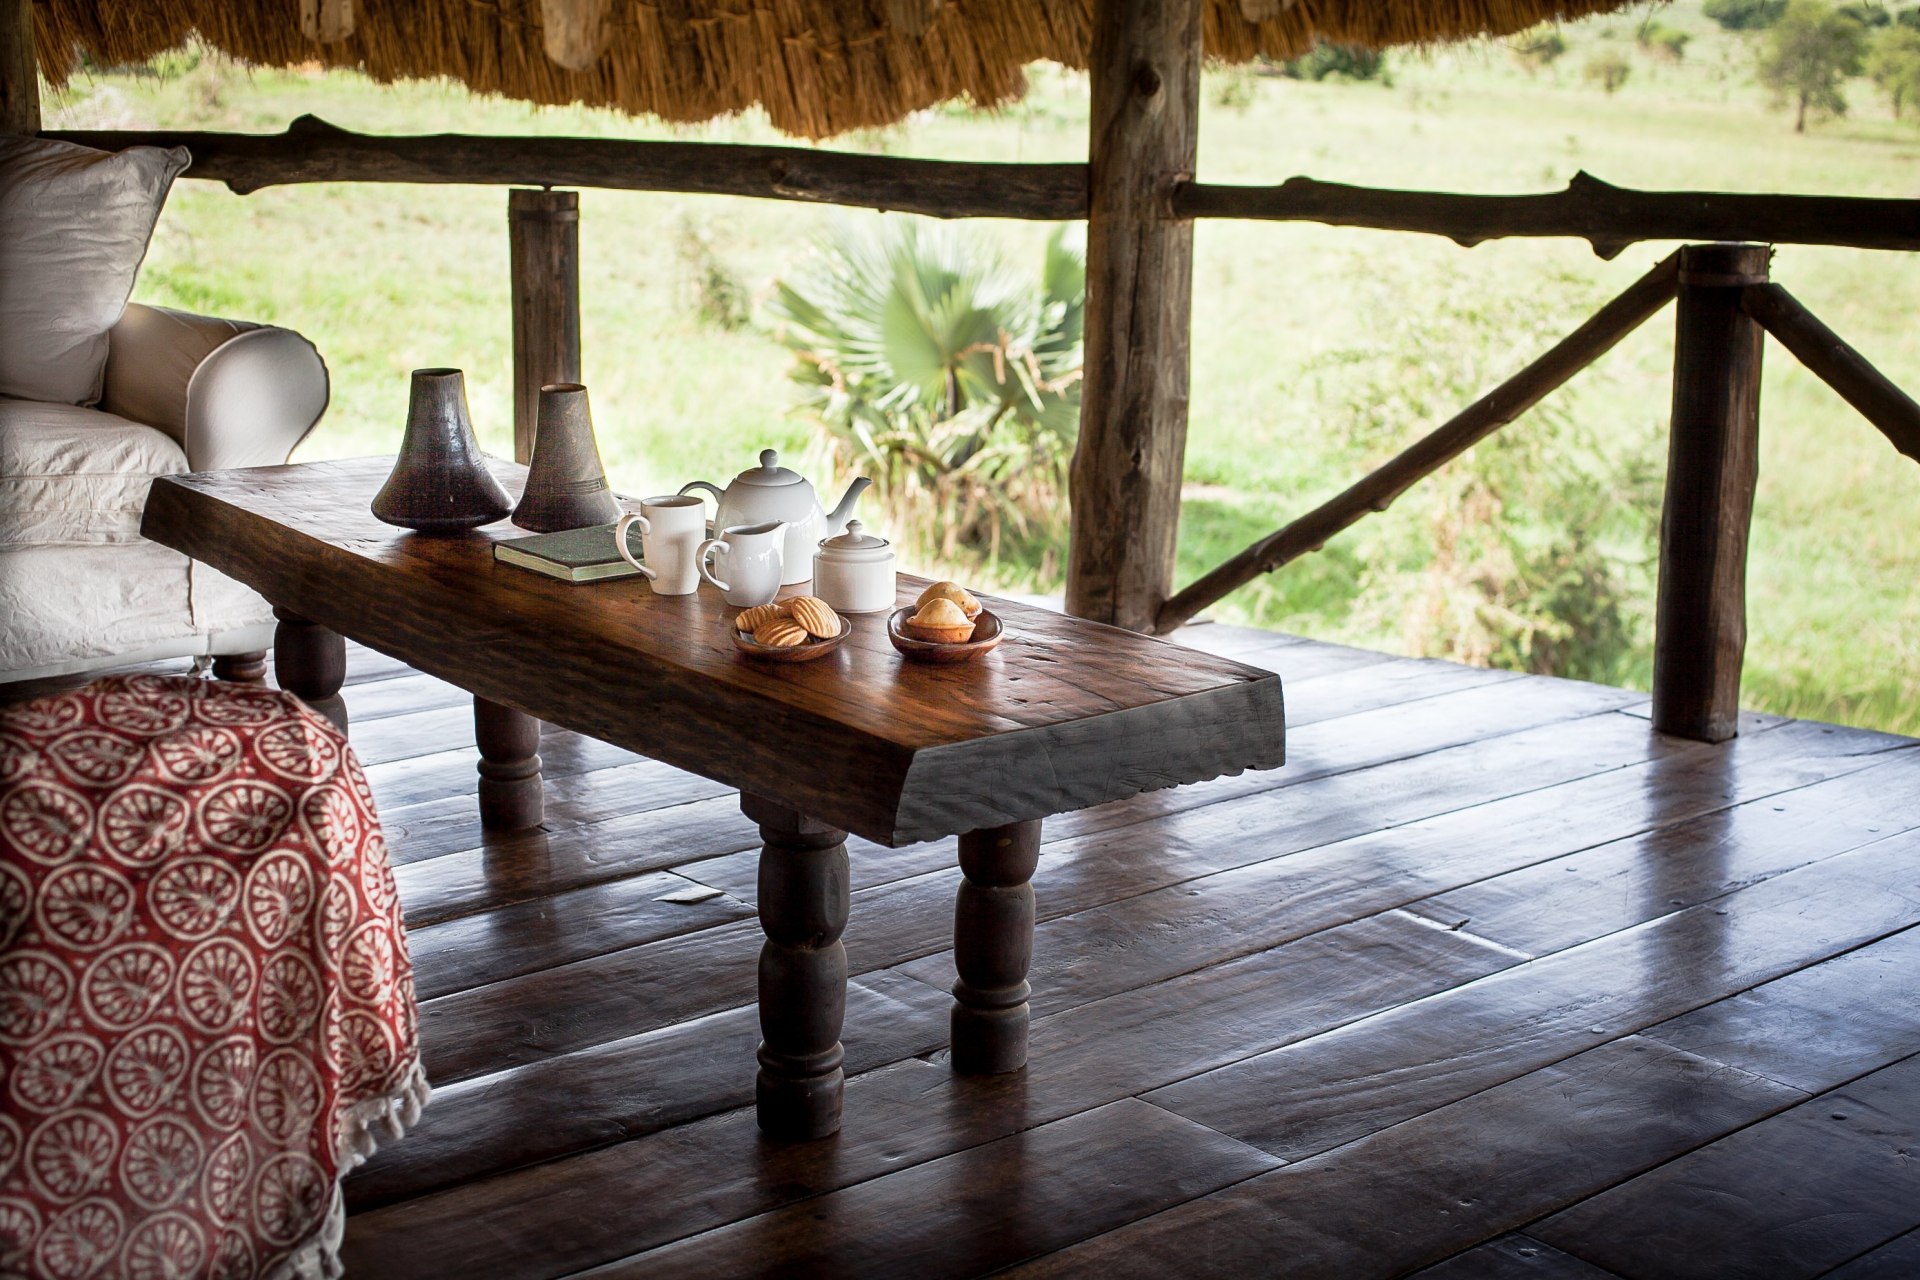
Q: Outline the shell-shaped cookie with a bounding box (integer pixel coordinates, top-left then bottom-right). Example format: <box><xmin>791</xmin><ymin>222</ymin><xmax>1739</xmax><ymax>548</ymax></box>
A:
<box><xmin>735</xmin><ymin>603</ymin><xmax>786</xmax><ymax>633</ymax></box>
<box><xmin>787</xmin><ymin>596</ymin><xmax>840</xmax><ymax>639</ymax></box>
<box><xmin>753</xmin><ymin>618</ymin><xmax>810</xmax><ymax>648</ymax></box>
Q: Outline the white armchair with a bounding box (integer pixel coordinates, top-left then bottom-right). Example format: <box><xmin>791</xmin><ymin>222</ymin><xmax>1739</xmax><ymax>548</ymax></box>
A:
<box><xmin>0</xmin><ymin>302</ymin><xmax>330</xmax><ymax>681</ymax></box>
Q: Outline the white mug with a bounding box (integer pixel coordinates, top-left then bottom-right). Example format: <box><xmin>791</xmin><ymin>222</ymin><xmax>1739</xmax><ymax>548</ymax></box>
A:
<box><xmin>698</xmin><ymin>521</ymin><xmax>786</xmax><ymax>607</ymax></box>
<box><xmin>615</xmin><ymin>495</ymin><xmax>707</xmax><ymax>596</ymax></box>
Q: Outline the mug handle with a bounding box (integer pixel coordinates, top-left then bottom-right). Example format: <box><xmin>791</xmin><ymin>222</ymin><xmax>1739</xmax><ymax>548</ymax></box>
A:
<box><xmin>697</xmin><ymin>537</ymin><xmax>731</xmax><ymax>592</ymax></box>
<box><xmin>615</xmin><ymin>512</ymin><xmax>658</xmax><ymax>580</ymax></box>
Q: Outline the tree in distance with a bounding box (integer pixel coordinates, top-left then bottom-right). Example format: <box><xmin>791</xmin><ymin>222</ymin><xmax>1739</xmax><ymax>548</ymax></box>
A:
<box><xmin>1868</xmin><ymin>24</ymin><xmax>1920</xmax><ymax>116</ymax></box>
<box><xmin>1705</xmin><ymin>0</ymin><xmax>1788</xmax><ymax>29</ymax></box>
<box><xmin>1759</xmin><ymin>0</ymin><xmax>1870</xmax><ymax>129</ymax></box>
<box><xmin>1584</xmin><ymin>48</ymin><xmax>1633</xmax><ymax>92</ymax></box>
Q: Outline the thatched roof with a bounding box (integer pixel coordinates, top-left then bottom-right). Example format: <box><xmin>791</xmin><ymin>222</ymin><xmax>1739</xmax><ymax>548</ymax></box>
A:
<box><xmin>37</xmin><ymin>1</ymin><xmax>1632</xmax><ymax>140</ymax></box>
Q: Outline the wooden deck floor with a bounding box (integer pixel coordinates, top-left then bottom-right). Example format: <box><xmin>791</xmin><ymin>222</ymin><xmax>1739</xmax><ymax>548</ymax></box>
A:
<box><xmin>118</xmin><ymin>627</ymin><xmax>1920</xmax><ymax>1277</ymax></box>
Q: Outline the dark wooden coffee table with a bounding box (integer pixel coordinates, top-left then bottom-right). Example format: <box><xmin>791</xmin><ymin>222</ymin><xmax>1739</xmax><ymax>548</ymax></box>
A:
<box><xmin>143</xmin><ymin>457</ymin><xmax>1286</xmax><ymax>1139</ymax></box>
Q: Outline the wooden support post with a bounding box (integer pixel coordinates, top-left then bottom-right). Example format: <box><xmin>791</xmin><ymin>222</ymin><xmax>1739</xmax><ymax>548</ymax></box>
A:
<box><xmin>272</xmin><ymin>607</ymin><xmax>348</xmax><ymax>732</ymax></box>
<box><xmin>1065</xmin><ymin>0</ymin><xmax>1202</xmax><ymax>632</ymax></box>
<box><xmin>1653</xmin><ymin>243</ymin><xmax>1769</xmax><ymax>743</ymax></box>
<box><xmin>743</xmin><ymin>793</ymin><xmax>850</xmax><ymax>1141</ymax></box>
<box><xmin>211</xmin><ymin>651</ymin><xmax>268</xmax><ymax>683</ymax></box>
<box><xmin>474</xmin><ymin>697</ymin><xmax>544</xmax><ymax>831</ymax></box>
<box><xmin>950</xmin><ymin>819</ymin><xmax>1042</xmax><ymax>1075</ymax></box>
<box><xmin>508</xmin><ymin>189</ymin><xmax>582</xmax><ymax>466</ymax></box>
<box><xmin>1</xmin><ymin>0</ymin><xmax>38</xmax><ymax>135</ymax></box>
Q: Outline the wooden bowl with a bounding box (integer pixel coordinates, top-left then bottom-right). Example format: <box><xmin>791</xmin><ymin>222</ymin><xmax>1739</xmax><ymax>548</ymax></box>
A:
<box><xmin>887</xmin><ymin>608</ymin><xmax>1003</xmax><ymax>663</ymax></box>
<box><xmin>733</xmin><ymin>616</ymin><xmax>850</xmax><ymax>663</ymax></box>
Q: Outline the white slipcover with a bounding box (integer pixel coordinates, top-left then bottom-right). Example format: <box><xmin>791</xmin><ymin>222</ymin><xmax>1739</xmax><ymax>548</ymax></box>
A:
<box><xmin>0</xmin><ymin>400</ymin><xmax>188</xmax><ymax>546</ymax></box>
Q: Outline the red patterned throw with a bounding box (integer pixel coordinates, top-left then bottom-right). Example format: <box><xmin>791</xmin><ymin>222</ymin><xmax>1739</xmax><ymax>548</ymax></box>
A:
<box><xmin>0</xmin><ymin>675</ymin><xmax>426</xmax><ymax>1279</ymax></box>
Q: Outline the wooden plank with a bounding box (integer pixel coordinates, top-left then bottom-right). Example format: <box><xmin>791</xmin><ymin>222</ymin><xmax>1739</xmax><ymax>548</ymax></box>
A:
<box><xmin>1008</xmin><ymin>1038</ymin><xmax>1802</xmax><ymax>1280</ymax></box>
<box><xmin>1411</xmin><ymin>748</ymin><xmax>1920</xmax><ymax>954</ymax></box>
<box><xmin>343</xmin><ymin>913</ymin><xmax>1511</xmax><ymax>1276</ymax></box>
<box><xmin>0</xmin><ymin>0</ymin><xmax>37</xmax><ymax>135</ymax></box>
<box><xmin>1146</xmin><ymin>827</ymin><xmax>1920</xmax><ymax>1162</ymax></box>
<box><xmin>337</xmin><ymin>702</ymin><xmax>474</xmax><ymax>767</ymax></box>
<box><xmin>335</xmin><ymin>670</ymin><xmax>471</xmax><ymax>724</ymax></box>
<box><xmin>412</xmin><ymin>708</ymin><xmax>1673</xmax><ymax>1086</ymax></box>
<box><xmin>345</xmin><ymin>967</ymin><xmax>949</xmax><ymax>1211</ymax></box>
<box><xmin>585</xmin><ymin>1100</ymin><xmax>1277</xmax><ymax>1279</ymax></box>
<box><xmin>359</xmin><ymin>730</ymin><xmax>638</xmax><ymax>815</ymax></box>
<box><xmin>1531</xmin><ymin>1052</ymin><xmax>1920</xmax><ymax>1280</ymax></box>
<box><xmin>1641</xmin><ymin>923</ymin><xmax>1920</xmax><ymax>1094</ymax></box>
<box><xmin>142</xmin><ymin>459</ymin><xmax>1284</xmax><ymax>846</ymax></box>
<box><xmin>1652</xmin><ymin>243</ymin><xmax>1769</xmax><ymax>742</ymax></box>
<box><xmin>1173</xmin><ymin>171</ymin><xmax>1920</xmax><ymax>256</ymax></box>
<box><xmin>1064</xmin><ymin>0</ymin><xmax>1203</xmax><ymax>631</ymax></box>
<box><xmin>1165</xmin><ymin>623</ymin><xmax>1311</xmax><ymax>659</ymax></box>
<box><xmin>404</xmin><ymin>871</ymin><xmax>754</xmax><ymax>999</ymax></box>
<box><xmin>1409</xmin><ymin>1236</ymin><xmax>1620</xmax><ymax>1280</ymax></box>
<box><xmin>49</xmin><ymin>117</ymin><xmax>1090</xmax><ymax>219</ymax></box>
<box><xmin>1826</xmin><ymin>1228</ymin><xmax>1920</xmax><ymax>1279</ymax></box>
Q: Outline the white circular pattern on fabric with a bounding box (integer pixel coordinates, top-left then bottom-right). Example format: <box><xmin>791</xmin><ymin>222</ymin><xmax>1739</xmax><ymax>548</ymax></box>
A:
<box><xmin>0</xmin><ymin>735</ymin><xmax>40</xmax><ymax>787</ymax></box>
<box><xmin>243</xmin><ymin>850</ymin><xmax>317</xmax><ymax>949</ymax></box>
<box><xmin>5</xmin><ymin>697</ymin><xmax>82</xmax><ymax>735</ymax></box>
<box><xmin>251</xmin><ymin>1152</ymin><xmax>328</xmax><ymax>1247</ymax></box>
<box><xmin>118</xmin><ymin>1117</ymin><xmax>203</xmax><ymax>1213</ymax></box>
<box><xmin>96</xmin><ymin>690</ymin><xmax>189</xmax><ymax>736</ymax></box>
<box><xmin>0</xmin><ymin>950</ymin><xmax>75</xmax><ymax>1044</ymax></box>
<box><xmin>150</xmin><ymin>724</ymin><xmax>244</xmax><ymax>784</ymax></box>
<box><xmin>341</xmin><ymin>920</ymin><xmax>397</xmax><ymax>1004</ymax></box>
<box><xmin>0</xmin><ymin>862</ymin><xmax>29</xmax><ymax>950</ymax></box>
<box><xmin>194</xmin><ymin>779</ymin><xmax>294</xmax><ymax>855</ymax></box>
<box><xmin>209</xmin><ymin>1227</ymin><xmax>253</xmax><ymax>1280</ymax></box>
<box><xmin>147</xmin><ymin>858</ymin><xmax>241</xmax><ymax>941</ymax></box>
<box><xmin>34</xmin><ymin>864</ymin><xmax>135</xmax><ymax>951</ymax></box>
<box><xmin>102</xmin><ymin>1025</ymin><xmax>190</xmax><ymax>1118</ymax></box>
<box><xmin>327</xmin><ymin>1009</ymin><xmax>397</xmax><ymax>1095</ymax></box>
<box><xmin>203</xmin><ymin>1134</ymin><xmax>251</xmax><ymax>1224</ymax></box>
<box><xmin>316</xmin><ymin>874</ymin><xmax>357</xmax><ymax>962</ymax></box>
<box><xmin>252</xmin><ymin>719</ymin><xmax>340</xmax><ymax>784</ymax></box>
<box><xmin>2</xmin><ymin>782</ymin><xmax>94</xmax><ymax>865</ymax></box>
<box><xmin>0</xmin><ymin>1115</ymin><xmax>21</xmax><ymax>1182</ymax></box>
<box><xmin>190</xmin><ymin>1039</ymin><xmax>255</xmax><ymax>1133</ymax></box>
<box><xmin>122</xmin><ymin>1210</ymin><xmax>208</xmax><ymax>1280</ymax></box>
<box><xmin>189</xmin><ymin>688</ymin><xmax>283</xmax><ymax>727</ymax></box>
<box><xmin>24</xmin><ymin>1111</ymin><xmax>118</xmax><ymax>1204</ymax></box>
<box><xmin>0</xmin><ymin>1196</ymin><xmax>41</xmax><ymax>1272</ymax></box>
<box><xmin>176</xmin><ymin>939</ymin><xmax>256</xmax><ymax>1034</ymax></box>
<box><xmin>96</xmin><ymin>785</ymin><xmax>191</xmax><ymax>868</ymax></box>
<box><xmin>251</xmin><ymin>1049</ymin><xmax>324</xmax><ymax>1145</ymax></box>
<box><xmin>358</xmin><ymin>833</ymin><xmax>399</xmax><ymax>915</ymax></box>
<box><xmin>297</xmin><ymin>787</ymin><xmax>363</xmax><ymax>858</ymax></box>
<box><xmin>43</xmin><ymin>730</ymin><xmax>145</xmax><ymax>789</ymax></box>
<box><xmin>33</xmin><ymin>1196</ymin><xmax>123</xmax><ymax>1280</ymax></box>
<box><xmin>9</xmin><ymin>1035</ymin><xmax>105</xmax><ymax>1114</ymax></box>
<box><xmin>79</xmin><ymin>944</ymin><xmax>175</xmax><ymax>1032</ymax></box>
<box><xmin>256</xmin><ymin>953</ymin><xmax>323</xmax><ymax>1045</ymax></box>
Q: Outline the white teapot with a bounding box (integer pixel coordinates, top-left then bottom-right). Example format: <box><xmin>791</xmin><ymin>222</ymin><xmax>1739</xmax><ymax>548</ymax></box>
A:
<box><xmin>680</xmin><ymin>450</ymin><xmax>871</xmax><ymax>586</ymax></box>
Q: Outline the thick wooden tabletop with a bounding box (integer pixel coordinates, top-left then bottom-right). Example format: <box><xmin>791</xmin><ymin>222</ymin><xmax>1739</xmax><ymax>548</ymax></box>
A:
<box><xmin>143</xmin><ymin>457</ymin><xmax>1284</xmax><ymax>845</ymax></box>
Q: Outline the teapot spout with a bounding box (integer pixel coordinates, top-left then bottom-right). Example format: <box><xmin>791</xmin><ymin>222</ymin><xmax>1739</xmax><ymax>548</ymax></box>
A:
<box><xmin>824</xmin><ymin>477</ymin><xmax>872</xmax><ymax>536</ymax></box>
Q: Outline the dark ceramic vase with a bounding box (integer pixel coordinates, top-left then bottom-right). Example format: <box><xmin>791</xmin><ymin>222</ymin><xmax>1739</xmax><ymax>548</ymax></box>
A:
<box><xmin>372</xmin><ymin>368</ymin><xmax>513</xmax><ymax>532</ymax></box>
<box><xmin>512</xmin><ymin>383</ymin><xmax>622</xmax><ymax>532</ymax></box>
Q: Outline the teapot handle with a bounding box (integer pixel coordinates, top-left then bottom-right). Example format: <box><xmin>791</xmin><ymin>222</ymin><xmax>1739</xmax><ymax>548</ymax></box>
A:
<box><xmin>678</xmin><ymin>481</ymin><xmax>726</xmax><ymax>536</ymax></box>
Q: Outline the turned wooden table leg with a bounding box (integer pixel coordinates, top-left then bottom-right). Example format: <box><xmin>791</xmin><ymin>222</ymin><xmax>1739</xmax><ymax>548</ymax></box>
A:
<box><xmin>210</xmin><ymin>651</ymin><xmax>267</xmax><ymax>682</ymax></box>
<box><xmin>951</xmin><ymin>819</ymin><xmax>1042</xmax><ymax>1075</ymax></box>
<box><xmin>743</xmin><ymin>793</ymin><xmax>849</xmax><ymax>1140</ymax></box>
<box><xmin>474</xmin><ymin>697</ymin><xmax>543</xmax><ymax>830</ymax></box>
<box><xmin>271</xmin><ymin>607</ymin><xmax>347</xmax><ymax>731</ymax></box>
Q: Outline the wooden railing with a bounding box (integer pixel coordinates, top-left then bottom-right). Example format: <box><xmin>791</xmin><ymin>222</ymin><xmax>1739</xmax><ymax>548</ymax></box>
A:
<box><xmin>1158</xmin><ymin>240</ymin><xmax>1920</xmax><ymax>743</ymax></box>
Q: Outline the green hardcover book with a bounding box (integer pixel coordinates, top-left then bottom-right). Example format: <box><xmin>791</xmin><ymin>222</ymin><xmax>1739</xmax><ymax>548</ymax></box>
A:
<box><xmin>493</xmin><ymin>522</ymin><xmax>645</xmax><ymax>583</ymax></box>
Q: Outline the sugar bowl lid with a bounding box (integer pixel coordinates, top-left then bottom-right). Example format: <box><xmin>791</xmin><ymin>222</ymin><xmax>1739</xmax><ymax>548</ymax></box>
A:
<box><xmin>818</xmin><ymin>520</ymin><xmax>891</xmax><ymax>556</ymax></box>
<box><xmin>735</xmin><ymin>449</ymin><xmax>806</xmax><ymax>488</ymax></box>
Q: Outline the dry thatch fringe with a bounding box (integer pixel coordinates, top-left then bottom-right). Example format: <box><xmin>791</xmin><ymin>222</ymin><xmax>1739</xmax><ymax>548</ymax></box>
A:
<box><xmin>36</xmin><ymin>0</ymin><xmax>1634</xmax><ymax>140</ymax></box>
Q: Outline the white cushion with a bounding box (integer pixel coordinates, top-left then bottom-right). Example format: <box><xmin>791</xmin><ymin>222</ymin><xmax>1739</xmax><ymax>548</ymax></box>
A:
<box><xmin>0</xmin><ymin>399</ymin><xmax>188</xmax><ymax>547</ymax></box>
<box><xmin>0</xmin><ymin>136</ymin><xmax>190</xmax><ymax>405</ymax></box>
<box><xmin>0</xmin><ymin>542</ymin><xmax>195</xmax><ymax>674</ymax></box>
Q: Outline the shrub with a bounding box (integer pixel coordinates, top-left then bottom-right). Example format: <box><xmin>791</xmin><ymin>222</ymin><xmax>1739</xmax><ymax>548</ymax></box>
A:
<box><xmin>1584</xmin><ymin>49</ymin><xmax>1634</xmax><ymax>92</ymax></box>
<box><xmin>1639</xmin><ymin>21</ymin><xmax>1694</xmax><ymax>60</ymax></box>
<box><xmin>675</xmin><ymin>221</ymin><xmax>751</xmax><ymax>331</ymax></box>
<box><xmin>1285</xmin><ymin>43</ymin><xmax>1390</xmax><ymax>82</ymax></box>
<box><xmin>1705</xmin><ymin>0</ymin><xmax>1789</xmax><ymax>29</ymax></box>
<box><xmin>1510</xmin><ymin>26</ymin><xmax>1569</xmax><ymax>73</ymax></box>
<box><xmin>767</xmin><ymin>221</ymin><xmax>1085</xmax><ymax>565</ymax></box>
<box><xmin>1210</xmin><ymin>66</ymin><xmax>1258</xmax><ymax>110</ymax></box>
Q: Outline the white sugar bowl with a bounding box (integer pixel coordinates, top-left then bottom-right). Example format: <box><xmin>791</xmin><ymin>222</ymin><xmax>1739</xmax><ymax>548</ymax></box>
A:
<box><xmin>812</xmin><ymin>521</ymin><xmax>897</xmax><ymax>614</ymax></box>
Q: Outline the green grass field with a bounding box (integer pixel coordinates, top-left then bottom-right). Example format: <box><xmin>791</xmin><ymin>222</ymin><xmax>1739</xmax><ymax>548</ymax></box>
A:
<box><xmin>43</xmin><ymin>2</ymin><xmax>1920</xmax><ymax>731</ymax></box>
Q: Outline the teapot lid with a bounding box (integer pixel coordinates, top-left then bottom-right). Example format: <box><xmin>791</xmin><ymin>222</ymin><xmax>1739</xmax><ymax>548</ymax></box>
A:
<box><xmin>735</xmin><ymin>449</ymin><xmax>807</xmax><ymax>489</ymax></box>
<box><xmin>819</xmin><ymin>520</ymin><xmax>890</xmax><ymax>552</ymax></box>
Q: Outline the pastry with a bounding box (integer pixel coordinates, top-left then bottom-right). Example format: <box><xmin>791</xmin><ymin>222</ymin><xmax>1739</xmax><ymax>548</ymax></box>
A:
<box><xmin>903</xmin><ymin>596</ymin><xmax>976</xmax><ymax>643</ymax></box>
<box><xmin>753</xmin><ymin>618</ymin><xmax>811</xmax><ymax>648</ymax></box>
<box><xmin>914</xmin><ymin>580</ymin><xmax>981</xmax><ymax>619</ymax></box>
<box><xmin>735</xmin><ymin>603</ymin><xmax>787</xmax><ymax>633</ymax></box>
<box><xmin>787</xmin><ymin>596</ymin><xmax>840</xmax><ymax>639</ymax></box>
